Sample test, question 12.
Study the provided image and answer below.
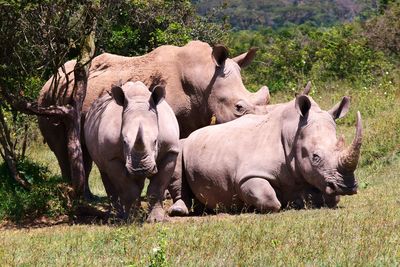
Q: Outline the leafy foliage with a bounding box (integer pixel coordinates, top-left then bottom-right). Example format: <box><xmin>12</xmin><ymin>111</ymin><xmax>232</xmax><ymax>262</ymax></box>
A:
<box><xmin>194</xmin><ymin>0</ymin><xmax>380</xmax><ymax>30</ymax></box>
<box><xmin>95</xmin><ymin>0</ymin><xmax>228</xmax><ymax>56</ymax></box>
<box><xmin>0</xmin><ymin>159</ymin><xmax>69</xmax><ymax>221</ymax></box>
<box><xmin>229</xmin><ymin>22</ymin><xmax>393</xmax><ymax>92</ymax></box>
<box><xmin>364</xmin><ymin>2</ymin><xmax>400</xmax><ymax>56</ymax></box>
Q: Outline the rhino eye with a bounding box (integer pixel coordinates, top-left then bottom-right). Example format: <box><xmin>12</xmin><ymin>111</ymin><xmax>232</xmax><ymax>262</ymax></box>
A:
<box><xmin>235</xmin><ymin>103</ymin><xmax>243</xmax><ymax>111</ymax></box>
<box><xmin>312</xmin><ymin>153</ymin><xmax>322</xmax><ymax>165</ymax></box>
<box><xmin>235</xmin><ymin>103</ymin><xmax>247</xmax><ymax>115</ymax></box>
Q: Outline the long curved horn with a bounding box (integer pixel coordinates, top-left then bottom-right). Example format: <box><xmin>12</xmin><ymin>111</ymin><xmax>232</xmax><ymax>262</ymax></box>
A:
<box><xmin>133</xmin><ymin>123</ymin><xmax>145</xmax><ymax>152</ymax></box>
<box><xmin>339</xmin><ymin>111</ymin><xmax>362</xmax><ymax>172</ymax></box>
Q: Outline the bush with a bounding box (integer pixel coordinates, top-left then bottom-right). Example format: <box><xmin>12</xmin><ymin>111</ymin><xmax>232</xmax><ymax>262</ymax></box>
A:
<box><xmin>0</xmin><ymin>159</ymin><xmax>70</xmax><ymax>222</ymax></box>
<box><xmin>98</xmin><ymin>0</ymin><xmax>228</xmax><ymax>56</ymax></box>
<box><xmin>229</xmin><ymin>23</ymin><xmax>393</xmax><ymax>92</ymax></box>
<box><xmin>363</xmin><ymin>2</ymin><xmax>400</xmax><ymax>57</ymax></box>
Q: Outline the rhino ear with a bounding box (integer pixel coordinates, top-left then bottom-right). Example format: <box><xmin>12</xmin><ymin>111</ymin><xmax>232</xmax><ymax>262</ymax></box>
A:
<box><xmin>295</xmin><ymin>95</ymin><xmax>311</xmax><ymax>117</ymax></box>
<box><xmin>232</xmin><ymin>47</ymin><xmax>258</xmax><ymax>68</ymax></box>
<box><xmin>111</xmin><ymin>85</ymin><xmax>125</xmax><ymax>106</ymax></box>
<box><xmin>212</xmin><ymin>45</ymin><xmax>229</xmax><ymax>67</ymax></box>
<box><xmin>150</xmin><ymin>84</ymin><xmax>166</xmax><ymax>106</ymax></box>
<box><xmin>328</xmin><ymin>96</ymin><xmax>350</xmax><ymax>120</ymax></box>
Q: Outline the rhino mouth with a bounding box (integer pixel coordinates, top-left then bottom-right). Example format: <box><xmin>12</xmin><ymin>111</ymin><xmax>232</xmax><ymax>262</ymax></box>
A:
<box><xmin>326</xmin><ymin>181</ymin><xmax>358</xmax><ymax>196</ymax></box>
<box><xmin>126</xmin><ymin>165</ymin><xmax>158</xmax><ymax>178</ymax></box>
<box><xmin>126</xmin><ymin>152</ymin><xmax>158</xmax><ymax>177</ymax></box>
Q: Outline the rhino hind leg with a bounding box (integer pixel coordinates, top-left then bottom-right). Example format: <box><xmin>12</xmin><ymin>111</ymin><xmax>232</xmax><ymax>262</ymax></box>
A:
<box><xmin>38</xmin><ymin>117</ymin><xmax>71</xmax><ymax>180</ymax></box>
<box><xmin>82</xmin><ymin>143</ymin><xmax>96</xmax><ymax>201</ymax></box>
<box><xmin>239</xmin><ymin>178</ymin><xmax>281</xmax><ymax>213</ymax></box>
<box><xmin>40</xmin><ymin>117</ymin><xmax>95</xmax><ymax>200</ymax></box>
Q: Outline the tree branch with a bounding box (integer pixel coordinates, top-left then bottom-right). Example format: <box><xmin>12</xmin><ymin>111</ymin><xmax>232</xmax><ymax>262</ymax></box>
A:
<box><xmin>1</xmin><ymin>88</ymin><xmax>73</xmax><ymax>118</ymax></box>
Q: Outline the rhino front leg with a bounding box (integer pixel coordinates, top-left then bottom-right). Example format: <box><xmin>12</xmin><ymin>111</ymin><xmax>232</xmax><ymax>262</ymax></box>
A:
<box><xmin>105</xmin><ymin>160</ymin><xmax>144</xmax><ymax>219</ymax></box>
<box><xmin>167</xmin><ymin>140</ymin><xmax>192</xmax><ymax>216</ymax></box>
<box><xmin>147</xmin><ymin>151</ymin><xmax>178</xmax><ymax>223</ymax></box>
<box><xmin>239</xmin><ymin>178</ymin><xmax>281</xmax><ymax>213</ymax></box>
<box><xmin>100</xmin><ymin>171</ymin><xmax>120</xmax><ymax>213</ymax></box>
<box><xmin>304</xmin><ymin>188</ymin><xmax>340</xmax><ymax>208</ymax></box>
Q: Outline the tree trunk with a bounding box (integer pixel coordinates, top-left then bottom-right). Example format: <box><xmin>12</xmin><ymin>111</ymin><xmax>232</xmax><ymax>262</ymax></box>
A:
<box><xmin>66</xmin><ymin>5</ymin><xmax>97</xmax><ymax>199</ymax></box>
<box><xmin>0</xmin><ymin>107</ymin><xmax>31</xmax><ymax>189</ymax></box>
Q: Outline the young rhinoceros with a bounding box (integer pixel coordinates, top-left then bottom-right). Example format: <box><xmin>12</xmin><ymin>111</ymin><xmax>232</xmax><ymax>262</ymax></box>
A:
<box><xmin>168</xmin><ymin>84</ymin><xmax>362</xmax><ymax>215</ymax></box>
<box><xmin>84</xmin><ymin>81</ymin><xmax>179</xmax><ymax>222</ymax></box>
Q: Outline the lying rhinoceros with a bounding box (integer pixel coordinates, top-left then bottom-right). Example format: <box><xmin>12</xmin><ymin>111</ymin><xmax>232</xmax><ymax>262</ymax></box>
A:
<box><xmin>38</xmin><ymin>41</ymin><xmax>270</xmax><ymax>198</ymax></box>
<box><xmin>168</xmin><ymin>84</ymin><xmax>362</xmax><ymax>215</ymax></box>
<box><xmin>84</xmin><ymin>81</ymin><xmax>179</xmax><ymax>222</ymax></box>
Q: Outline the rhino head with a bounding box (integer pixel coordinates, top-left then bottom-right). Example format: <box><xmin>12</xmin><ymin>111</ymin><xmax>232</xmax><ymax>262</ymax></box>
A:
<box><xmin>207</xmin><ymin>45</ymin><xmax>270</xmax><ymax>123</ymax></box>
<box><xmin>180</xmin><ymin>43</ymin><xmax>270</xmax><ymax>126</ymax></box>
<box><xmin>111</xmin><ymin>81</ymin><xmax>165</xmax><ymax>178</ymax></box>
<box><xmin>293</xmin><ymin>86</ymin><xmax>362</xmax><ymax>196</ymax></box>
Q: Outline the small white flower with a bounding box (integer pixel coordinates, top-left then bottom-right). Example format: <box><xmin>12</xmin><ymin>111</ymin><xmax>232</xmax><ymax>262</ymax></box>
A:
<box><xmin>385</xmin><ymin>71</ymin><xmax>389</xmax><ymax>75</ymax></box>
<box><xmin>152</xmin><ymin>247</ymin><xmax>160</xmax><ymax>253</ymax></box>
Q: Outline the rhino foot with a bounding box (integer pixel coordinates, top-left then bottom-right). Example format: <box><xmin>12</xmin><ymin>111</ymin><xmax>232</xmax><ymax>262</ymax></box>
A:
<box><xmin>168</xmin><ymin>199</ymin><xmax>189</xmax><ymax>217</ymax></box>
<box><xmin>147</xmin><ymin>207</ymin><xmax>166</xmax><ymax>223</ymax></box>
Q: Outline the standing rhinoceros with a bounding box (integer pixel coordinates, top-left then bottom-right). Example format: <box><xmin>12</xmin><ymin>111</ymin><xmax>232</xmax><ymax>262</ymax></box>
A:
<box><xmin>37</xmin><ymin>41</ymin><xmax>270</xmax><ymax>198</ymax></box>
<box><xmin>168</xmin><ymin>85</ymin><xmax>362</xmax><ymax>215</ymax></box>
<box><xmin>84</xmin><ymin>81</ymin><xmax>179</xmax><ymax>222</ymax></box>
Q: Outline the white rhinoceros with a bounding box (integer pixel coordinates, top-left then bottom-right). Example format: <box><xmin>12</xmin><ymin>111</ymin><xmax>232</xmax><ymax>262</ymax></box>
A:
<box><xmin>168</xmin><ymin>85</ymin><xmax>362</xmax><ymax>215</ymax></box>
<box><xmin>84</xmin><ymin>81</ymin><xmax>179</xmax><ymax>222</ymax></box>
<box><xmin>37</xmin><ymin>41</ymin><xmax>270</xmax><ymax>198</ymax></box>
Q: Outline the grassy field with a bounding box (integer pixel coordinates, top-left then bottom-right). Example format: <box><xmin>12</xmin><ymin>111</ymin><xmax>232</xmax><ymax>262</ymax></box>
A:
<box><xmin>1</xmin><ymin>81</ymin><xmax>400</xmax><ymax>266</ymax></box>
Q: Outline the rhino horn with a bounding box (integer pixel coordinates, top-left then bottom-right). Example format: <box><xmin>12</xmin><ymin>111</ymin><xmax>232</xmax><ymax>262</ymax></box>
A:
<box><xmin>339</xmin><ymin>111</ymin><xmax>362</xmax><ymax>172</ymax></box>
<box><xmin>133</xmin><ymin>123</ymin><xmax>145</xmax><ymax>152</ymax></box>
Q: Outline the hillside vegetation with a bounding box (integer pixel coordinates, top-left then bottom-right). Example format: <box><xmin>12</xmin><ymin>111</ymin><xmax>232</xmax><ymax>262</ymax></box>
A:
<box><xmin>194</xmin><ymin>0</ymin><xmax>381</xmax><ymax>29</ymax></box>
<box><xmin>1</xmin><ymin>1</ymin><xmax>400</xmax><ymax>266</ymax></box>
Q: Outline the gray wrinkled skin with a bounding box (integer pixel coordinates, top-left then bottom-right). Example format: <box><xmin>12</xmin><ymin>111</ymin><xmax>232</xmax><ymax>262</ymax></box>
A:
<box><xmin>169</xmin><ymin>89</ymin><xmax>362</xmax><ymax>215</ymax></box>
<box><xmin>84</xmin><ymin>82</ymin><xmax>179</xmax><ymax>222</ymax></box>
<box><xmin>37</xmin><ymin>41</ymin><xmax>269</xmax><ymax>198</ymax></box>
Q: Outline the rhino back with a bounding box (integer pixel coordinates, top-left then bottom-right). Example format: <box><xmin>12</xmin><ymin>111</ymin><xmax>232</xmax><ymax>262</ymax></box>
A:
<box><xmin>39</xmin><ymin>51</ymin><xmax>167</xmax><ymax>113</ymax></box>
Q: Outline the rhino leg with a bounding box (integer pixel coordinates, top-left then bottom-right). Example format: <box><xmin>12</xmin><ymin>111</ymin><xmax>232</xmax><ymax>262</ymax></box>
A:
<box><xmin>239</xmin><ymin>178</ymin><xmax>281</xmax><ymax>213</ymax></box>
<box><xmin>147</xmin><ymin>151</ymin><xmax>178</xmax><ymax>223</ymax></box>
<box><xmin>39</xmin><ymin>117</ymin><xmax>71</xmax><ymax>180</ymax></box>
<box><xmin>82</xmin><ymin>143</ymin><xmax>96</xmax><ymax>200</ymax></box>
<box><xmin>167</xmin><ymin>145</ymin><xmax>192</xmax><ymax>217</ymax></box>
<box><xmin>100</xmin><ymin>171</ymin><xmax>122</xmax><ymax>215</ymax></box>
<box><xmin>104</xmin><ymin>160</ymin><xmax>144</xmax><ymax>219</ymax></box>
<box><xmin>40</xmin><ymin>117</ymin><xmax>95</xmax><ymax>200</ymax></box>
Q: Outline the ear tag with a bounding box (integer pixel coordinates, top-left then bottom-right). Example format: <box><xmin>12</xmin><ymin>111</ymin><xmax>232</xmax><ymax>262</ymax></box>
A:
<box><xmin>210</xmin><ymin>114</ymin><xmax>217</xmax><ymax>125</ymax></box>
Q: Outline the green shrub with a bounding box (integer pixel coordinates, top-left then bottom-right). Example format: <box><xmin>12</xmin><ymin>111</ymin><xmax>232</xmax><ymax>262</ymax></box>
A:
<box><xmin>0</xmin><ymin>159</ymin><xmax>69</xmax><ymax>222</ymax></box>
<box><xmin>229</xmin><ymin>23</ymin><xmax>394</xmax><ymax>92</ymax></box>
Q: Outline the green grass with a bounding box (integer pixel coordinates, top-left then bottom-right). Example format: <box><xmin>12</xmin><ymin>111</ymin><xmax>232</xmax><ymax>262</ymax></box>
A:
<box><xmin>0</xmin><ymin>157</ymin><xmax>399</xmax><ymax>266</ymax></box>
<box><xmin>1</xmin><ymin>80</ymin><xmax>400</xmax><ymax>265</ymax></box>
<box><xmin>27</xmin><ymin>143</ymin><xmax>107</xmax><ymax>197</ymax></box>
